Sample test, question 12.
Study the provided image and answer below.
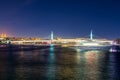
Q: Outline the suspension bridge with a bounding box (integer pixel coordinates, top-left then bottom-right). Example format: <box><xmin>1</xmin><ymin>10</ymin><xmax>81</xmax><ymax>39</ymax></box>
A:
<box><xmin>8</xmin><ymin>30</ymin><xmax>112</xmax><ymax>47</ymax></box>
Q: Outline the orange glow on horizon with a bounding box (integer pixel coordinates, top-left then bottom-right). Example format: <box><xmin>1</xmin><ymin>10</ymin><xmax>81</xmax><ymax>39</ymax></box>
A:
<box><xmin>0</xmin><ymin>33</ymin><xmax>7</xmax><ymax>38</ymax></box>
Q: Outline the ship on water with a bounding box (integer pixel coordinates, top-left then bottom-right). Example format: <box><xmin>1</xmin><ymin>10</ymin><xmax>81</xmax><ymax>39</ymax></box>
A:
<box><xmin>71</xmin><ymin>30</ymin><xmax>112</xmax><ymax>50</ymax></box>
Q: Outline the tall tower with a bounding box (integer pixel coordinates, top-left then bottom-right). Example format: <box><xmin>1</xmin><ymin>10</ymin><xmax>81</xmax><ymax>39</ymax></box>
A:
<box><xmin>51</xmin><ymin>31</ymin><xmax>54</xmax><ymax>40</ymax></box>
<box><xmin>90</xmin><ymin>30</ymin><xmax>93</xmax><ymax>40</ymax></box>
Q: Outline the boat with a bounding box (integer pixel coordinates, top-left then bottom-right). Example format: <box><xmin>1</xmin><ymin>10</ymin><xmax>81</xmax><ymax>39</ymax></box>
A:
<box><xmin>109</xmin><ymin>45</ymin><xmax>120</xmax><ymax>52</ymax></box>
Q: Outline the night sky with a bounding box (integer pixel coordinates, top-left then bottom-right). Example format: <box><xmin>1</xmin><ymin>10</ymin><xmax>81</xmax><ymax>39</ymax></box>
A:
<box><xmin>0</xmin><ymin>0</ymin><xmax>120</xmax><ymax>39</ymax></box>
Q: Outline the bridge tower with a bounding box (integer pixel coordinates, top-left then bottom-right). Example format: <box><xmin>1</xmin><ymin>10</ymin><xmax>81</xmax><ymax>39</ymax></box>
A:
<box><xmin>90</xmin><ymin>30</ymin><xmax>93</xmax><ymax>40</ymax></box>
<box><xmin>51</xmin><ymin>31</ymin><xmax>54</xmax><ymax>40</ymax></box>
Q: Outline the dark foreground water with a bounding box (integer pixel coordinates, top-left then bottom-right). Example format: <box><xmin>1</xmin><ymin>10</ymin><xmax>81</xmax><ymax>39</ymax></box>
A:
<box><xmin>0</xmin><ymin>46</ymin><xmax>120</xmax><ymax>80</ymax></box>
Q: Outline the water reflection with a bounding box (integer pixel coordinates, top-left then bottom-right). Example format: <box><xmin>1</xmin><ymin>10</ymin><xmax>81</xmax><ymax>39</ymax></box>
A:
<box><xmin>0</xmin><ymin>52</ymin><xmax>8</xmax><ymax>80</ymax></box>
<box><xmin>75</xmin><ymin>51</ymin><xmax>87</xmax><ymax>80</ymax></box>
<box><xmin>46</xmin><ymin>44</ymin><xmax>55</xmax><ymax>80</ymax></box>
<box><xmin>106</xmin><ymin>52</ymin><xmax>120</xmax><ymax>80</ymax></box>
<box><xmin>0</xmin><ymin>48</ymin><xmax>120</xmax><ymax>80</ymax></box>
<box><xmin>85</xmin><ymin>50</ymin><xmax>99</xmax><ymax>80</ymax></box>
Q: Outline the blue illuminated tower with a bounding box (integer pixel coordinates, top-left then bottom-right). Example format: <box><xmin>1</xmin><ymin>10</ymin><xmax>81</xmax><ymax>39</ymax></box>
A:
<box><xmin>90</xmin><ymin>30</ymin><xmax>93</xmax><ymax>40</ymax></box>
<box><xmin>51</xmin><ymin>31</ymin><xmax>54</xmax><ymax>40</ymax></box>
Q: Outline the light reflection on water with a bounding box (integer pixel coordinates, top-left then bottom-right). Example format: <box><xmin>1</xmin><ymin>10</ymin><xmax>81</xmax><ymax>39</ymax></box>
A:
<box><xmin>46</xmin><ymin>44</ymin><xmax>55</xmax><ymax>80</ymax></box>
<box><xmin>0</xmin><ymin>48</ymin><xmax>120</xmax><ymax>80</ymax></box>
